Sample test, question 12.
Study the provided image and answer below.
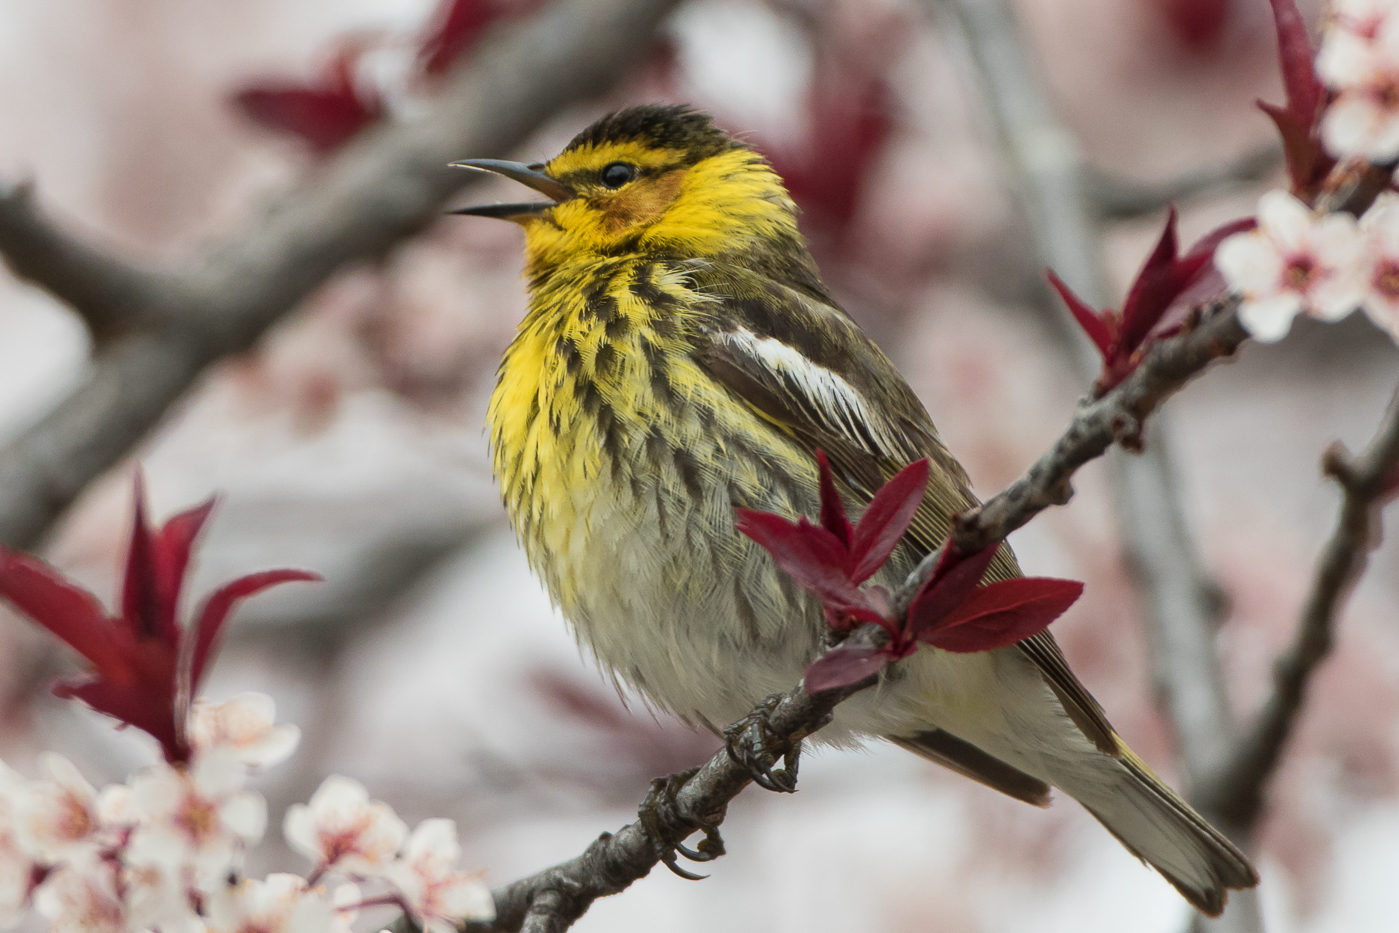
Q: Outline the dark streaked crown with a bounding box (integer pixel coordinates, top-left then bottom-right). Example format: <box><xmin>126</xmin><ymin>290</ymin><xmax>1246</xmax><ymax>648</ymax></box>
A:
<box><xmin>563</xmin><ymin>105</ymin><xmax>747</xmax><ymax>163</ymax></box>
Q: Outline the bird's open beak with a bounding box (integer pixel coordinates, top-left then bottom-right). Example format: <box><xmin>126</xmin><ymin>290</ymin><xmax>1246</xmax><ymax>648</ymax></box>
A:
<box><xmin>448</xmin><ymin>159</ymin><xmax>573</xmax><ymax>221</ymax></box>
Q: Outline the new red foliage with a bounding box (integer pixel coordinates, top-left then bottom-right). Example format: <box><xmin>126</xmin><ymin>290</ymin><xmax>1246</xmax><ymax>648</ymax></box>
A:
<box><xmin>232</xmin><ymin>44</ymin><xmax>382</xmax><ymax>155</ymax></box>
<box><xmin>1257</xmin><ymin>0</ymin><xmax>1333</xmax><ymax>198</ymax></box>
<box><xmin>737</xmin><ymin>453</ymin><xmax>1082</xmax><ymax>693</ymax></box>
<box><xmin>0</xmin><ymin>476</ymin><xmax>318</xmax><ymax>763</ymax></box>
<box><xmin>1049</xmin><ymin>210</ymin><xmax>1254</xmax><ymax>393</ymax></box>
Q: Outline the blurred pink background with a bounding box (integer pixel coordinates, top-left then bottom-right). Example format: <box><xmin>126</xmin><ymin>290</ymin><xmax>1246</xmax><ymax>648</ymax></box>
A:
<box><xmin>2</xmin><ymin>0</ymin><xmax>1398</xmax><ymax>930</ymax></box>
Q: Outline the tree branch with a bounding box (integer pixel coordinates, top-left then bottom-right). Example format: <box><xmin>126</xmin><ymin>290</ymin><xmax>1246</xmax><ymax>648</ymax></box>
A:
<box><xmin>0</xmin><ymin>0</ymin><xmax>683</xmax><ymax>549</ymax></box>
<box><xmin>1197</xmin><ymin>385</ymin><xmax>1399</xmax><ymax>828</ymax></box>
<box><xmin>459</xmin><ymin>626</ymin><xmax>886</xmax><ymax>933</ymax></box>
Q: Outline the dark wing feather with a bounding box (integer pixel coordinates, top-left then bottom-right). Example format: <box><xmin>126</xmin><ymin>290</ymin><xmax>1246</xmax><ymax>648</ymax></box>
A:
<box><xmin>687</xmin><ymin>264</ymin><xmax>1118</xmax><ymax>755</ymax></box>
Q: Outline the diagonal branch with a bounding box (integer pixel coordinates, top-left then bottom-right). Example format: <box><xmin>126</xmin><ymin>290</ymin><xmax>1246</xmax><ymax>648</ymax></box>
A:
<box><xmin>0</xmin><ymin>0</ymin><xmax>682</xmax><ymax>550</ymax></box>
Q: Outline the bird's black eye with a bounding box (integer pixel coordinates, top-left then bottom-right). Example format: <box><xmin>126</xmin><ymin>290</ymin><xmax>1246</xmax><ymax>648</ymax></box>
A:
<box><xmin>599</xmin><ymin>162</ymin><xmax>637</xmax><ymax>189</ymax></box>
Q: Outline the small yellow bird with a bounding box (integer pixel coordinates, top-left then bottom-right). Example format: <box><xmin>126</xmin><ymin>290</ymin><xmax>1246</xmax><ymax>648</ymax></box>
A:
<box><xmin>453</xmin><ymin>104</ymin><xmax>1257</xmax><ymax>915</ymax></box>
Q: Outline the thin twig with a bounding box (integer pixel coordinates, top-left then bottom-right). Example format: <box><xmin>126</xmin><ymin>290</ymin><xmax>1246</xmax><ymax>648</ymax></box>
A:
<box><xmin>0</xmin><ymin>0</ymin><xmax>683</xmax><ymax>549</ymax></box>
<box><xmin>1198</xmin><ymin>385</ymin><xmax>1399</xmax><ymax>829</ymax></box>
<box><xmin>1087</xmin><ymin>143</ymin><xmax>1284</xmax><ymax>220</ymax></box>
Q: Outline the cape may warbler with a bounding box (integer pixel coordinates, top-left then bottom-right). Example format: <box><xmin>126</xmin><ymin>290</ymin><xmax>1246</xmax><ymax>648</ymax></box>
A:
<box><xmin>453</xmin><ymin>105</ymin><xmax>1257</xmax><ymax>914</ymax></box>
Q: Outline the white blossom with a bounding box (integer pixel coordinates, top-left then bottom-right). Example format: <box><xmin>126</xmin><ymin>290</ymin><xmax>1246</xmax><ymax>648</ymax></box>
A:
<box><xmin>12</xmin><ymin>754</ymin><xmax>100</xmax><ymax>864</ymax></box>
<box><xmin>387</xmin><ymin>819</ymin><xmax>493</xmax><ymax>933</ymax></box>
<box><xmin>1215</xmin><ymin>190</ymin><xmax>1366</xmax><ymax>341</ymax></box>
<box><xmin>120</xmin><ymin>858</ymin><xmax>203</xmax><ymax>933</ymax></box>
<box><xmin>126</xmin><ymin>749</ymin><xmax>267</xmax><ymax>890</ymax></box>
<box><xmin>190</xmin><ymin>693</ymin><xmax>300</xmax><ymax>770</ymax></box>
<box><xmin>204</xmin><ymin>873</ymin><xmax>335</xmax><ymax>933</ymax></box>
<box><xmin>31</xmin><ymin>855</ymin><xmax>126</xmax><ymax>933</ymax></box>
<box><xmin>1318</xmin><ymin>3</ymin><xmax>1399</xmax><ymax>162</ymax></box>
<box><xmin>283</xmin><ymin>776</ymin><xmax>406</xmax><ymax>879</ymax></box>
<box><xmin>0</xmin><ymin>762</ymin><xmax>32</xmax><ymax>928</ymax></box>
<box><xmin>1358</xmin><ymin>191</ymin><xmax>1399</xmax><ymax>340</ymax></box>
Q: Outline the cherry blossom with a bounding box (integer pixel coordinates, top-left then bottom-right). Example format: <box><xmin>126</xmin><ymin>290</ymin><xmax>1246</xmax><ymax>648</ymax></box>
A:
<box><xmin>0</xmin><ymin>839</ymin><xmax>28</xmax><ymax>929</ymax></box>
<box><xmin>119</xmin><ymin>858</ymin><xmax>202</xmax><ymax>933</ymax></box>
<box><xmin>1325</xmin><ymin>0</ymin><xmax>1392</xmax><ymax>42</ymax></box>
<box><xmin>31</xmin><ymin>854</ymin><xmax>126</xmax><ymax>933</ymax></box>
<box><xmin>12</xmin><ymin>754</ymin><xmax>101</xmax><ymax>864</ymax></box>
<box><xmin>126</xmin><ymin>749</ymin><xmax>267</xmax><ymax>890</ymax></box>
<box><xmin>0</xmin><ymin>764</ymin><xmax>32</xmax><ymax>928</ymax></box>
<box><xmin>283</xmin><ymin>776</ymin><xmax>407</xmax><ymax>879</ymax></box>
<box><xmin>1317</xmin><ymin>2</ymin><xmax>1399</xmax><ymax>162</ymax></box>
<box><xmin>190</xmin><ymin>693</ymin><xmax>301</xmax><ymax>770</ymax></box>
<box><xmin>204</xmin><ymin>873</ymin><xmax>336</xmax><ymax>933</ymax></box>
<box><xmin>1215</xmin><ymin>190</ymin><xmax>1366</xmax><ymax>341</ymax></box>
<box><xmin>1358</xmin><ymin>191</ymin><xmax>1399</xmax><ymax>340</ymax></box>
<box><xmin>387</xmin><ymin>820</ymin><xmax>493</xmax><ymax>933</ymax></box>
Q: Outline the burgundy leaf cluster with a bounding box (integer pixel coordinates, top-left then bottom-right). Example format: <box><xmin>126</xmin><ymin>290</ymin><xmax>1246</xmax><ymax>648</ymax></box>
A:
<box><xmin>736</xmin><ymin>454</ymin><xmax>1082</xmax><ymax>693</ymax></box>
<box><xmin>233</xmin><ymin>0</ymin><xmax>537</xmax><ymax>155</ymax></box>
<box><xmin>0</xmin><ymin>478</ymin><xmax>318</xmax><ymax>763</ymax></box>
<box><xmin>1049</xmin><ymin>209</ymin><xmax>1255</xmax><ymax>394</ymax></box>
<box><xmin>1257</xmin><ymin>0</ymin><xmax>1333</xmax><ymax>199</ymax></box>
<box><xmin>234</xmin><ymin>41</ymin><xmax>384</xmax><ymax>155</ymax></box>
<box><xmin>763</xmin><ymin>65</ymin><xmax>892</xmax><ymax>240</ymax></box>
<box><xmin>1151</xmin><ymin>0</ymin><xmax>1232</xmax><ymax>51</ymax></box>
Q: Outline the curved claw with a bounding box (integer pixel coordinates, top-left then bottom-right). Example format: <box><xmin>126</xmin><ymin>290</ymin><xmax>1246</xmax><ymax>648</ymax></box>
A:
<box><xmin>639</xmin><ymin>770</ymin><xmax>726</xmax><ymax>880</ymax></box>
<box><xmin>723</xmin><ymin>694</ymin><xmax>802</xmax><ymax>793</ymax></box>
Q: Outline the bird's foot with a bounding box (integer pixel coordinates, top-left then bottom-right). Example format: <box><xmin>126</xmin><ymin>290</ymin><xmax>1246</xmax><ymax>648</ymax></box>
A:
<box><xmin>723</xmin><ymin>693</ymin><xmax>802</xmax><ymax>793</ymax></box>
<box><xmin>638</xmin><ymin>768</ymin><xmax>725</xmax><ymax>880</ymax></box>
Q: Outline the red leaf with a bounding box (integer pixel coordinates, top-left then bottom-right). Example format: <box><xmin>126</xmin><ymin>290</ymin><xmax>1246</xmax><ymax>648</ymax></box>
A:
<box><xmin>1047</xmin><ymin>271</ymin><xmax>1115</xmax><ymax>359</ymax></box>
<box><xmin>55</xmin><ymin>636</ymin><xmax>182</xmax><ymax>762</ymax></box>
<box><xmin>1156</xmin><ymin>217</ymin><xmax>1261</xmax><ymax>320</ymax></box>
<box><xmin>150</xmin><ymin>498</ymin><xmax>217</xmax><ymax>644</ymax></box>
<box><xmin>189</xmin><ymin>570</ymin><xmax>321</xmax><ymax>691</ymax></box>
<box><xmin>1119</xmin><ymin>207</ymin><xmax>1191</xmax><ymax>354</ymax></box>
<box><xmin>804</xmin><ymin>640</ymin><xmax>908</xmax><ymax>693</ymax></box>
<box><xmin>736</xmin><ymin>509</ymin><xmax>846</xmax><ymax>577</ymax></box>
<box><xmin>849</xmin><ymin>459</ymin><xmax>930</xmax><ymax>583</ymax></box>
<box><xmin>0</xmin><ymin>549</ymin><xmax>119</xmax><ymax>673</ymax></box>
<box><xmin>418</xmin><ymin>0</ymin><xmax>492</xmax><ymax>75</ymax></box>
<box><xmin>1257</xmin><ymin>0</ymin><xmax>1330</xmax><ymax>194</ymax></box>
<box><xmin>1153</xmin><ymin>0</ymin><xmax>1231</xmax><ymax>50</ymax></box>
<box><xmin>763</xmin><ymin>48</ymin><xmax>892</xmax><ymax>236</ymax></box>
<box><xmin>121</xmin><ymin>475</ymin><xmax>160</xmax><ymax>640</ymax></box>
<box><xmin>234</xmin><ymin>85</ymin><xmax>380</xmax><ymax>154</ymax></box>
<box><xmin>1268</xmin><ymin>0</ymin><xmax>1324</xmax><ymax>133</ymax></box>
<box><xmin>905</xmin><ymin>544</ymin><xmax>1000</xmax><ymax>637</ymax></box>
<box><xmin>1184</xmin><ymin>216</ymin><xmax>1258</xmax><ymax>261</ymax></box>
<box><xmin>922</xmin><ymin>578</ymin><xmax>1082</xmax><ymax>653</ymax></box>
<box><xmin>815</xmin><ymin>450</ymin><xmax>852</xmax><ymax>549</ymax></box>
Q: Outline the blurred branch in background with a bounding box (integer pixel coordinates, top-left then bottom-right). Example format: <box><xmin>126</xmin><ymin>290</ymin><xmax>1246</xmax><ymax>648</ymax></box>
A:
<box><xmin>0</xmin><ymin>0</ymin><xmax>682</xmax><ymax>550</ymax></box>
<box><xmin>930</xmin><ymin>0</ymin><xmax>1239</xmax><ymax>802</ymax></box>
<box><xmin>1088</xmin><ymin>142</ymin><xmax>1284</xmax><ymax>221</ymax></box>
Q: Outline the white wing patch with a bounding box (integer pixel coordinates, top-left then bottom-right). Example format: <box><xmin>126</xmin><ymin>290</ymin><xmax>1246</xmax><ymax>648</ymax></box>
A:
<box><xmin>718</xmin><ymin>327</ymin><xmax>902</xmax><ymax>456</ymax></box>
